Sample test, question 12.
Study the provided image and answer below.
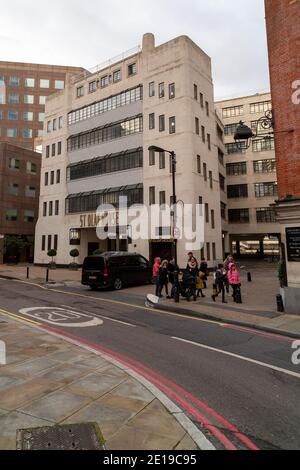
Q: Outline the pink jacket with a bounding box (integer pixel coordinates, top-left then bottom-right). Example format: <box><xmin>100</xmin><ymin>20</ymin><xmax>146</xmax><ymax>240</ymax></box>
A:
<box><xmin>153</xmin><ymin>258</ymin><xmax>161</xmax><ymax>278</ymax></box>
<box><xmin>227</xmin><ymin>269</ymin><xmax>241</xmax><ymax>285</ymax></box>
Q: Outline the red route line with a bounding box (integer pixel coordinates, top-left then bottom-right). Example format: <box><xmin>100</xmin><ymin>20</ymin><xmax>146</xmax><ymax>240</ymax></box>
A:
<box><xmin>41</xmin><ymin>324</ymin><xmax>259</xmax><ymax>451</ymax></box>
<box><xmin>221</xmin><ymin>324</ymin><xmax>294</xmax><ymax>343</ymax></box>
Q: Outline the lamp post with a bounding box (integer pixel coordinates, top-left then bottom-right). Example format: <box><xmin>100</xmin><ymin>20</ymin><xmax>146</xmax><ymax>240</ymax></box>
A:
<box><xmin>148</xmin><ymin>145</ymin><xmax>180</xmax><ymax>302</ymax></box>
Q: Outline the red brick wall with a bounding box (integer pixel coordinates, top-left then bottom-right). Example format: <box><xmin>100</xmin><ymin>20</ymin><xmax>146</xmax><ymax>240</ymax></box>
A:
<box><xmin>265</xmin><ymin>0</ymin><xmax>300</xmax><ymax>199</ymax></box>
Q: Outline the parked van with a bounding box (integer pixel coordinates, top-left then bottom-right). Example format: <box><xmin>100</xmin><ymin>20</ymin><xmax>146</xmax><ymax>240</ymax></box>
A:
<box><xmin>82</xmin><ymin>252</ymin><xmax>152</xmax><ymax>290</ymax></box>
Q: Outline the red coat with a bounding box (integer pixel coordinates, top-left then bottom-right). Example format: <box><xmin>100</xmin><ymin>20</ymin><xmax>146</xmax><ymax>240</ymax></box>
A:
<box><xmin>227</xmin><ymin>269</ymin><xmax>241</xmax><ymax>285</ymax></box>
<box><xmin>153</xmin><ymin>258</ymin><xmax>161</xmax><ymax>278</ymax></box>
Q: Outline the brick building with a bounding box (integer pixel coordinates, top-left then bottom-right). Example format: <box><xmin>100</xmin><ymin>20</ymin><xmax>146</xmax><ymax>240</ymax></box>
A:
<box><xmin>265</xmin><ymin>0</ymin><xmax>300</xmax><ymax>314</ymax></box>
<box><xmin>0</xmin><ymin>143</ymin><xmax>41</xmax><ymax>263</ymax></box>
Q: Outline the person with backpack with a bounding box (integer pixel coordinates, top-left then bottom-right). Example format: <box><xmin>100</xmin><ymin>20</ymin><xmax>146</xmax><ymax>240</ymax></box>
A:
<box><xmin>212</xmin><ymin>264</ymin><xmax>227</xmax><ymax>304</ymax></box>
<box><xmin>227</xmin><ymin>263</ymin><xmax>242</xmax><ymax>303</ymax></box>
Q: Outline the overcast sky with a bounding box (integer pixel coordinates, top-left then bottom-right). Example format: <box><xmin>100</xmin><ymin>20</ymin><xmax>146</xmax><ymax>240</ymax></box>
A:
<box><xmin>0</xmin><ymin>0</ymin><xmax>270</xmax><ymax>100</ymax></box>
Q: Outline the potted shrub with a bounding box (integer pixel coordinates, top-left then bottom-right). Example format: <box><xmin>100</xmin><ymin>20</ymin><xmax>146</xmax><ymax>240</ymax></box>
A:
<box><xmin>47</xmin><ymin>249</ymin><xmax>57</xmax><ymax>270</ymax></box>
<box><xmin>69</xmin><ymin>249</ymin><xmax>80</xmax><ymax>270</ymax></box>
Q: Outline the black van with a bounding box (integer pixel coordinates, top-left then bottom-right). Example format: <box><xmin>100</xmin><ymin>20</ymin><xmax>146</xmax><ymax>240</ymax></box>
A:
<box><xmin>82</xmin><ymin>252</ymin><xmax>152</xmax><ymax>291</ymax></box>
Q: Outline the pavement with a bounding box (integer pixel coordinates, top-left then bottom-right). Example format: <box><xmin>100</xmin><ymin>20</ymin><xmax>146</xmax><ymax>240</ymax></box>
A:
<box><xmin>0</xmin><ymin>313</ymin><xmax>199</xmax><ymax>451</ymax></box>
<box><xmin>1</xmin><ymin>261</ymin><xmax>300</xmax><ymax>339</ymax></box>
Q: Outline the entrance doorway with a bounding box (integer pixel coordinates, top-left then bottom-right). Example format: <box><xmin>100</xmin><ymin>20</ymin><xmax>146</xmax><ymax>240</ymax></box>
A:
<box><xmin>149</xmin><ymin>242</ymin><xmax>174</xmax><ymax>263</ymax></box>
<box><xmin>88</xmin><ymin>242</ymin><xmax>99</xmax><ymax>256</ymax></box>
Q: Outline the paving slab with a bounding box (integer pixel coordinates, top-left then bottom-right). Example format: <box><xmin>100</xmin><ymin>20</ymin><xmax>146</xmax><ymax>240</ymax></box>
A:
<box><xmin>66</xmin><ymin>373</ymin><xmax>126</xmax><ymax>399</ymax></box>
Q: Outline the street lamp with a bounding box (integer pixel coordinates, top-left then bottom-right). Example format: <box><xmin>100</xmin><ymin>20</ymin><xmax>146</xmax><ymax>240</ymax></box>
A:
<box><xmin>234</xmin><ymin>110</ymin><xmax>275</xmax><ymax>149</ymax></box>
<box><xmin>148</xmin><ymin>145</ymin><xmax>180</xmax><ymax>303</ymax></box>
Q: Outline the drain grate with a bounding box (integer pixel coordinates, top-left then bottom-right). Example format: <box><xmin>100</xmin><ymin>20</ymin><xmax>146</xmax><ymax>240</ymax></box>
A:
<box><xmin>16</xmin><ymin>423</ymin><xmax>105</xmax><ymax>450</ymax></box>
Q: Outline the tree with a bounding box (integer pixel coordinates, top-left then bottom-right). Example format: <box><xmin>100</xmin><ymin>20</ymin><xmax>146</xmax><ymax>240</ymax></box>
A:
<box><xmin>70</xmin><ymin>249</ymin><xmax>79</xmax><ymax>264</ymax></box>
<box><xmin>47</xmin><ymin>249</ymin><xmax>57</xmax><ymax>264</ymax></box>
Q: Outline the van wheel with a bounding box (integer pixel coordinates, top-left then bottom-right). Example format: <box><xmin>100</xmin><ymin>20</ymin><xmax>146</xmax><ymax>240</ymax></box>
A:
<box><xmin>90</xmin><ymin>286</ymin><xmax>98</xmax><ymax>291</ymax></box>
<box><xmin>113</xmin><ymin>278</ymin><xmax>123</xmax><ymax>290</ymax></box>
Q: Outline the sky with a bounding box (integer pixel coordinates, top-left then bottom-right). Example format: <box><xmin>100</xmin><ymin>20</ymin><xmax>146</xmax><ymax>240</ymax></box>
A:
<box><xmin>0</xmin><ymin>0</ymin><xmax>270</xmax><ymax>100</ymax></box>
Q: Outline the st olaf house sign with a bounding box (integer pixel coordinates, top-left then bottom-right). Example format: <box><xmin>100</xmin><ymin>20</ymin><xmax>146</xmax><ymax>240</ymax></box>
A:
<box><xmin>286</xmin><ymin>227</ymin><xmax>300</xmax><ymax>262</ymax></box>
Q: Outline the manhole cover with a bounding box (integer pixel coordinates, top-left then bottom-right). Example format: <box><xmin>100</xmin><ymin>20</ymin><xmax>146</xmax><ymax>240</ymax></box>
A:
<box><xmin>16</xmin><ymin>423</ymin><xmax>105</xmax><ymax>450</ymax></box>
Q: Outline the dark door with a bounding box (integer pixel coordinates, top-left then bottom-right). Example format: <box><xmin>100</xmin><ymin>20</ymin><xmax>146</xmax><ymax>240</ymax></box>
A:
<box><xmin>88</xmin><ymin>243</ymin><xmax>99</xmax><ymax>256</ymax></box>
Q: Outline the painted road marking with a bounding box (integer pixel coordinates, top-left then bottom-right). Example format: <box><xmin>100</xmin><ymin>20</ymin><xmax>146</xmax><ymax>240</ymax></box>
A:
<box><xmin>0</xmin><ymin>307</ymin><xmax>41</xmax><ymax>326</ymax></box>
<box><xmin>172</xmin><ymin>337</ymin><xmax>300</xmax><ymax>379</ymax></box>
<box><xmin>60</xmin><ymin>305</ymin><xmax>136</xmax><ymax>328</ymax></box>
<box><xmin>18</xmin><ymin>307</ymin><xmax>103</xmax><ymax>328</ymax></box>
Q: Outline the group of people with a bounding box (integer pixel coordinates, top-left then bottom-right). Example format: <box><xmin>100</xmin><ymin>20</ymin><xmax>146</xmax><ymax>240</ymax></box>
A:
<box><xmin>152</xmin><ymin>253</ymin><xmax>242</xmax><ymax>304</ymax></box>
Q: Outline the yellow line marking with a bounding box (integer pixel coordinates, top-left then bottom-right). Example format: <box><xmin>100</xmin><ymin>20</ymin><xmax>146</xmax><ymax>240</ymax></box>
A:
<box><xmin>10</xmin><ymin>279</ymin><xmax>225</xmax><ymax>327</ymax></box>
<box><xmin>0</xmin><ymin>307</ymin><xmax>41</xmax><ymax>326</ymax></box>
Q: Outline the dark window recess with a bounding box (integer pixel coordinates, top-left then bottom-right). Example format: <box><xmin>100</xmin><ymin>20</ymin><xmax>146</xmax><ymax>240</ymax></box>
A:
<box><xmin>256</xmin><ymin>208</ymin><xmax>276</xmax><ymax>223</ymax></box>
<box><xmin>227</xmin><ymin>184</ymin><xmax>248</xmax><ymax>198</ymax></box>
<box><xmin>42</xmin><ymin>235</ymin><xmax>46</xmax><ymax>251</ymax></box>
<box><xmin>226</xmin><ymin>162</ymin><xmax>247</xmax><ymax>176</ymax></box>
<box><xmin>228</xmin><ymin>209</ymin><xmax>250</xmax><ymax>223</ymax></box>
<box><xmin>169</xmin><ymin>83</ymin><xmax>175</xmax><ymax>99</ymax></box>
<box><xmin>58</xmin><ymin>141</ymin><xmax>62</xmax><ymax>155</ymax></box>
<box><xmin>219</xmin><ymin>174</ymin><xmax>225</xmax><ymax>191</ymax></box>
<box><xmin>54</xmin><ymin>235</ymin><xmax>58</xmax><ymax>251</ymax></box>
<box><xmin>159</xmin><ymin>152</ymin><xmax>165</xmax><ymax>169</ymax></box>
<box><xmin>159</xmin><ymin>115</ymin><xmax>165</xmax><ymax>132</ymax></box>
<box><xmin>149</xmin><ymin>113</ymin><xmax>155</xmax><ymax>130</ymax></box>
<box><xmin>149</xmin><ymin>149</ymin><xmax>155</xmax><ymax>166</ymax></box>
<box><xmin>169</xmin><ymin>116</ymin><xmax>176</xmax><ymax>134</ymax></box>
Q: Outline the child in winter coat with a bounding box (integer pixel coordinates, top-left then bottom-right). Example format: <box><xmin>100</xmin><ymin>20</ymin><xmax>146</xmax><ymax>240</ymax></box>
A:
<box><xmin>196</xmin><ymin>271</ymin><xmax>206</xmax><ymax>298</ymax></box>
<box><xmin>227</xmin><ymin>264</ymin><xmax>242</xmax><ymax>303</ymax></box>
<box><xmin>153</xmin><ymin>257</ymin><xmax>161</xmax><ymax>297</ymax></box>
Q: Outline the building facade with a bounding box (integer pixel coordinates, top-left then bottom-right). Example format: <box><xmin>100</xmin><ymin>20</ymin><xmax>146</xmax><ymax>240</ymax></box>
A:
<box><xmin>215</xmin><ymin>92</ymin><xmax>280</xmax><ymax>257</ymax></box>
<box><xmin>0</xmin><ymin>142</ymin><xmax>41</xmax><ymax>263</ymax></box>
<box><xmin>265</xmin><ymin>0</ymin><xmax>300</xmax><ymax>314</ymax></box>
<box><xmin>34</xmin><ymin>33</ymin><xmax>224</xmax><ymax>268</ymax></box>
<box><xmin>0</xmin><ymin>61</ymin><xmax>84</xmax><ymax>150</ymax></box>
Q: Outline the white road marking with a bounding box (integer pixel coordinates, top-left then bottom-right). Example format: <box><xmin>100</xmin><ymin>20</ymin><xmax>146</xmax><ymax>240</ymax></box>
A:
<box><xmin>19</xmin><ymin>307</ymin><xmax>103</xmax><ymax>328</ymax></box>
<box><xmin>60</xmin><ymin>305</ymin><xmax>136</xmax><ymax>328</ymax></box>
<box><xmin>172</xmin><ymin>337</ymin><xmax>300</xmax><ymax>379</ymax></box>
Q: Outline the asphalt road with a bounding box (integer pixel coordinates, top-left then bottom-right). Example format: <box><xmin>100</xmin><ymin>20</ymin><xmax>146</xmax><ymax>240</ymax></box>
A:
<box><xmin>0</xmin><ymin>277</ymin><xmax>299</xmax><ymax>450</ymax></box>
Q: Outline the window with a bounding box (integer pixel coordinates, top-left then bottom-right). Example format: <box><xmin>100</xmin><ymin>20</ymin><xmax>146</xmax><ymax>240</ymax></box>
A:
<box><xmin>56</xmin><ymin>169</ymin><xmax>61</xmax><ymax>184</ymax></box>
<box><xmin>52</xmin><ymin>144</ymin><xmax>56</xmax><ymax>157</ymax></box>
<box><xmin>251</xmin><ymin>120</ymin><xmax>268</xmax><ymax>134</ymax></box>
<box><xmin>59</xmin><ymin>116</ymin><xmax>63</xmax><ymax>129</ymax></box>
<box><xmin>43</xmin><ymin>202</ymin><xmax>47</xmax><ymax>217</ymax></box>
<box><xmin>255</xmin><ymin>182</ymin><xmax>277</xmax><ymax>198</ymax></box>
<box><xmin>149</xmin><ymin>113</ymin><xmax>155</xmax><ymax>130</ymax></box>
<box><xmin>250</xmin><ymin>100</ymin><xmax>272</xmax><ymax>114</ymax></box>
<box><xmin>169</xmin><ymin>116</ymin><xmax>176</xmax><ymax>134</ymax></box>
<box><xmin>212</xmin><ymin>243</ymin><xmax>216</xmax><ymax>260</ymax></box>
<box><xmin>149</xmin><ymin>82</ymin><xmax>155</xmax><ymax>97</ymax></box>
<box><xmin>101</xmin><ymin>75</ymin><xmax>109</xmax><ymax>91</ymax></box>
<box><xmin>252</xmin><ymin>138</ymin><xmax>275</xmax><ymax>152</ymax></box>
<box><xmin>226</xmin><ymin>142</ymin><xmax>246</xmax><ymax>155</ymax></box>
<box><xmin>24</xmin><ymin>95</ymin><xmax>34</xmax><ymax>104</ymax></box>
<box><xmin>194</xmin><ymin>84</ymin><xmax>198</xmax><ymax>100</ymax></box>
<box><xmin>209</xmin><ymin>171</ymin><xmax>213</xmax><ymax>189</ymax></box>
<box><xmin>54</xmin><ymin>235</ymin><xmax>58</xmax><ymax>251</ymax></box>
<box><xmin>0</xmin><ymin>92</ymin><xmax>5</xmax><ymax>104</ymax></box>
<box><xmin>25</xmin><ymin>78</ymin><xmax>35</xmax><ymax>87</ymax></box>
<box><xmin>50</xmin><ymin>171</ymin><xmax>55</xmax><ymax>185</ymax></box>
<box><xmin>221</xmin><ymin>203</ymin><xmax>227</xmax><ymax>220</ymax></box>
<box><xmin>55</xmin><ymin>80</ymin><xmax>64</xmax><ymax>90</ymax></box>
<box><xmin>8</xmin><ymin>183</ymin><xmax>19</xmax><ymax>196</ymax></box>
<box><xmin>24</xmin><ymin>112</ymin><xmax>33</xmax><ymax>121</ymax></box>
<box><xmin>203</xmin><ymin>163</ymin><xmax>207</xmax><ymax>181</ymax></box>
<box><xmin>253</xmin><ymin>159</ymin><xmax>276</xmax><ymax>173</ymax></box>
<box><xmin>195</xmin><ymin>117</ymin><xmax>199</xmax><ymax>135</ymax></box>
<box><xmin>46</xmin><ymin>145</ymin><xmax>50</xmax><ymax>158</ymax></box>
<box><xmin>23</xmin><ymin>129</ymin><xmax>33</xmax><ymax>139</ymax></box>
<box><xmin>9</xmin><ymin>77</ymin><xmax>20</xmax><ymax>86</ymax></box>
<box><xmin>206</xmin><ymin>243</ymin><xmax>211</xmax><ymax>261</ymax></box>
<box><xmin>27</xmin><ymin>162</ymin><xmax>37</xmax><ymax>174</ymax></box>
<box><xmin>256</xmin><ymin>208</ymin><xmax>276</xmax><ymax>223</ymax></box>
<box><xmin>226</xmin><ymin>162</ymin><xmax>247</xmax><ymax>176</ymax></box>
<box><xmin>113</xmin><ymin>70</ymin><xmax>121</xmax><ymax>82</ymax></box>
<box><xmin>200</xmin><ymin>93</ymin><xmax>204</xmax><ymax>108</ymax></box>
<box><xmin>38</xmin><ymin>113</ymin><xmax>45</xmax><ymax>122</ymax></box>
<box><xmin>149</xmin><ymin>149</ymin><xmax>155</xmax><ymax>166</ymax></box>
<box><xmin>198</xmin><ymin>197</ymin><xmax>203</xmax><ymax>216</ymax></box>
<box><xmin>40</xmin><ymin>79</ymin><xmax>50</xmax><ymax>88</ymax></box>
<box><xmin>7</xmin><ymin>128</ymin><xmax>17</xmax><ymax>138</ymax></box>
<box><xmin>169</xmin><ymin>83</ymin><xmax>175</xmax><ymax>99</ymax></box>
<box><xmin>45</xmin><ymin>172</ymin><xmax>49</xmax><ymax>186</ymax></box>
<box><xmin>128</xmin><ymin>63</ymin><xmax>137</xmax><ymax>76</ymax></box>
<box><xmin>55</xmin><ymin>200</ymin><xmax>59</xmax><ymax>216</ymax></box>
<box><xmin>159</xmin><ymin>82</ymin><xmax>165</xmax><ymax>98</ymax></box>
<box><xmin>47</xmin><ymin>235</ymin><xmax>52</xmax><ymax>251</ymax></box>
<box><xmin>149</xmin><ymin>186</ymin><xmax>155</xmax><ymax>205</ymax></box>
<box><xmin>207</xmin><ymin>134</ymin><xmax>211</xmax><ymax>150</ymax></box>
<box><xmin>77</xmin><ymin>86</ymin><xmax>84</xmax><ymax>98</ymax></box>
<box><xmin>26</xmin><ymin>186</ymin><xmax>36</xmax><ymax>198</ymax></box>
<box><xmin>49</xmin><ymin>201</ymin><xmax>53</xmax><ymax>216</ymax></box>
<box><xmin>0</xmin><ymin>111</ymin><xmax>3</xmax><ymax>119</ymax></box>
<box><xmin>197</xmin><ymin>155</ymin><xmax>201</xmax><ymax>174</ymax></box>
<box><xmin>211</xmin><ymin>210</ymin><xmax>215</xmax><ymax>229</ymax></box>
<box><xmin>89</xmin><ymin>81</ymin><xmax>97</xmax><ymax>93</ymax></box>
<box><xmin>227</xmin><ymin>184</ymin><xmax>248</xmax><ymax>198</ymax></box>
<box><xmin>159</xmin><ymin>152</ymin><xmax>165</xmax><ymax>169</ymax></box>
<box><xmin>224</xmin><ymin>123</ymin><xmax>239</xmax><ymax>136</ymax></box>
<box><xmin>219</xmin><ymin>174</ymin><xmax>226</xmax><ymax>191</ymax></box>
<box><xmin>222</xmin><ymin>105</ymin><xmax>243</xmax><ymax>118</ymax></box>
<box><xmin>205</xmin><ymin>101</ymin><xmax>209</xmax><ymax>116</ymax></box>
<box><xmin>205</xmin><ymin>204</ymin><xmax>209</xmax><ymax>223</ymax></box>
<box><xmin>6</xmin><ymin>209</ymin><xmax>17</xmax><ymax>222</ymax></box>
<box><xmin>47</xmin><ymin>121</ymin><xmax>51</xmax><ymax>133</ymax></box>
<box><xmin>201</xmin><ymin>126</ymin><xmax>205</xmax><ymax>142</ymax></box>
<box><xmin>24</xmin><ymin>210</ymin><xmax>34</xmax><ymax>223</ymax></box>
<box><xmin>58</xmin><ymin>141</ymin><xmax>62</xmax><ymax>155</ymax></box>
<box><xmin>39</xmin><ymin>96</ymin><xmax>46</xmax><ymax>105</ymax></box>
<box><xmin>53</xmin><ymin>119</ymin><xmax>57</xmax><ymax>131</ymax></box>
<box><xmin>159</xmin><ymin>115</ymin><xmax>165</xmax><ymax>132</ymax></box>
<box><xmin>42</xmin><ymin>235</ymin><xmax>46</xmax><ymax>251</ymax></box>
<box><xmin>8</xmin><ymin>93</ymin><xmax>19</xmax><ymax>104</ymax></box>
<box><xmin>228</xmin><ymin>209</ymin><xmax>250</xmax><ymax>223</ymax></box>
<box><xmin>8</xmin><ymin>111</ymin><xmax>18</xmax><ymax>120</ymax></box>
<box><xmin>159</xmin><ymin>191</ymin><xmax>166</xmax><ymax>206</ymax></box>
<box><xmin>218</xmin><ymin>149</ymin><xmax>224</xmax><ymax>166</ymax></box>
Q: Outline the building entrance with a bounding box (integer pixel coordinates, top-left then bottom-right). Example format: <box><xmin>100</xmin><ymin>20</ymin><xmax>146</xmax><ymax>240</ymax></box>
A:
<box><xmin>149</xmin><ymin>241</ymin><xmax>174</xmax><ymax>263</ymax></box>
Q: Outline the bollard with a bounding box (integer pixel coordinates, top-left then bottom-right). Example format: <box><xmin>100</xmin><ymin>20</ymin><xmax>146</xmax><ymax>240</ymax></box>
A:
<box><xmin>46</xmin><ymin>268</ymin><xmax>49</xmax><ymax>283</ymax></box>
<box><xmin>26</xmin><ymin>267</ymin><xmax>29</xmax><ymax>279</ymax></box>
<box><xmin>276</xmin><ymin>294</ymin><xmax>284</xmax><ymax>313</ymax></box>
<box><xmin>247</xmin><ymin>272</ymin><xmax>252</xmax><ymax>282</ymax></box>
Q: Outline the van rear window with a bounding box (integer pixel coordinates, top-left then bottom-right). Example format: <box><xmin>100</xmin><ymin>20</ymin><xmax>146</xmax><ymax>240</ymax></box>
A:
<box><xmin>83</xmin><ymin>257</ymin><xmax>105</xmax><ymax>269</ymax></box>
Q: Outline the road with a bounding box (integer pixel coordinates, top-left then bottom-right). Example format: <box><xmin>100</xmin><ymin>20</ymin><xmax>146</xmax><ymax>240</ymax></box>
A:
<box><xmin>0</xmin><ymin>277</ymin><xmax>299</xmax><ymax>450</ymax></box>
